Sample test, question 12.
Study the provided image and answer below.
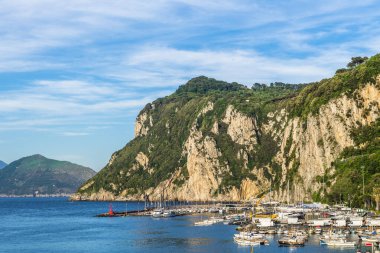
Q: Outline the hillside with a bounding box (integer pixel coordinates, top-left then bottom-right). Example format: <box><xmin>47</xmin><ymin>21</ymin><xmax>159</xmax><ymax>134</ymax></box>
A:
<box><xmin>73</xmin><ymin>54</ymin><xmax>380</xmax><ymax>208</ymax></box>
<box><xmin>0</xmin><ymin>160</ymin><xmax>7</xmax><ymax>169</ymax></box>
<box><xmin>0</xmin><ymin>155</ymin><xmax>96</xmax><ymax>195</ymax></box>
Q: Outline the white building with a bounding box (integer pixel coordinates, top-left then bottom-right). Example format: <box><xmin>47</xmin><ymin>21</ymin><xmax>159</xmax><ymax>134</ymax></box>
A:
<box><xmin>309</xmin><ymin>219</ymin><xmax>331</xmax><ymax>226</ymax></box>
<box><xmin>334</xmin><ymin>219</ymin><xmax>347</xmax><ymax>227</ymax></box>
<box><xmin>349</xmin><ymin>217</ymin><xmax>363</xmax><ymax>227</ymax></box>
<box><xmin>366</xmin><ymin>218</ymin><xmax>380</xmax><ymax>226</ymax></box>
<box><xmin>288</xmin><ymin>217</ymin><xmax>301</xmax><ymax>225</ymax></box>
<box><xmin>256</xmin><ymin>218</ymin><xmax>274</xmax><ymax>227</ymax></box>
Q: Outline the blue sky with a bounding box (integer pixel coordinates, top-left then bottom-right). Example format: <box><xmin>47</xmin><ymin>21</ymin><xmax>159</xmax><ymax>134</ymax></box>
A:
<box><xmin>0</xmin><ymin>0</ymin><xmax>379</xmax><ymax>170</ymax></box>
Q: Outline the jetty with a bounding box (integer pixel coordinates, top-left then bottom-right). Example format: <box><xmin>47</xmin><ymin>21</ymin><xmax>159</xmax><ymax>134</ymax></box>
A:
<box><xmin>96</xmin><ymin>203</ymin><xmax>155</xmax><ymax>217</ymax></box>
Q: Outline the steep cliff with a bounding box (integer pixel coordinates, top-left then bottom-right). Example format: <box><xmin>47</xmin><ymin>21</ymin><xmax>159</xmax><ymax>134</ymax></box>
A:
<box><xmin>73</xmin><ymin>54</ymin><xmax>380</xmax><ymax>205</ymax></box>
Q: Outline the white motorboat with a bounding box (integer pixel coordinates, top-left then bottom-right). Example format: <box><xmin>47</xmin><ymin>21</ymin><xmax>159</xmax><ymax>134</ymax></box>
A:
<box><xmin>162</xmin><ymin>210</ymin><xmax>176</xmax><ymax>217</ymax></box>
<box><xmin>233</xmin><ymin>232</ymin><xmax>269</xmax><ymax>246</ymax></box>
<box><xmin>152</xmin><ymin>209</ymin><xmax>163</xmax><ymax>218</ymax></box>
<box><xmin>234</xmin><ymin>232</ymin><xmax>265</xmax><ymax>240</ymax></box>
<box><xmin>324</xmin><ymin>238</ymin><xmax>356</xmax><ymax>247</ymax></box>
<box><xmin>233</xmin><ymin>237</ymin><xmax>261</xmax><ymax>246</ymax></box>
<box><xmin>278</xmin><ymin>236</ymin><xmax>305</xmax><ymax>246</ymax></box>
<box><xmin>194</xmin><ymin>219</ymin><xmax>215</xmax><ymax>226</ymax></box>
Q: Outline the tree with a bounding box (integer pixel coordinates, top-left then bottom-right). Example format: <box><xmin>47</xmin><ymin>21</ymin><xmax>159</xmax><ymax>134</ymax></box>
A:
<box><xmin>335</xmin><ymin>68</ymin><xmax>348</xmax><ymax>74</ymax></box>
<box><xmin>347</xmin><ymin>56</ymin><xmax>368</xmax><ymax>68</ymax></box>
<box><xmin>372</xmin><ymin>187</ymin><xmax>380</xmax><ymax>211</ymax></box>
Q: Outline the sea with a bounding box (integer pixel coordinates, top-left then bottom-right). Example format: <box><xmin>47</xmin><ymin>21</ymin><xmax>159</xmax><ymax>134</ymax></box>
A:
<box><xmin>0</xmin><ymin>197</ymin><xmax>357</xmax><ymax>253</ymax></box>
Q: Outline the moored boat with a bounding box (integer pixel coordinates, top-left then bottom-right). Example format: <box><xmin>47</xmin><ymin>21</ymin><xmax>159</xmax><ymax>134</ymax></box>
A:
<box><xmin>278</xmin><ymin>236</ymin><xmax>305</xmax><ymax>246</ymax></box>
<box><xmin>152</xmin><ymin>209</ymin><xmax>163</xmax><ymax>218</ymax></box>
<box><xmin>194</xmin><ymin>219</ymin><xmax>214</xmax><ymax>226</ymax></box>
<box><xmin>233</xmin><ymin>232</ymin><xmax>269</xmax><ymax>246</ymax></box>
<box><xmin>234</xmin><ymin>237</ymin><xmax>261</xmax><ymax>246</ymax></box>
<box><xmin>324</xmin><ymin>238</ymin><xmax>356</xmax><ymax>247</ymax></box>
<box><xmin>162</xmin><ymin>210</ymin><xmax>176</xmax><ymax>217</ymax></box>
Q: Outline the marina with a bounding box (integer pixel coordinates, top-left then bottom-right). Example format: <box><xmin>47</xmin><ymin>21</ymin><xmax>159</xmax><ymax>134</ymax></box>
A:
<box><xmin>1</xmin><ymin>1</ymin><xmax>379</xmax><ymax>253</ymax></box>
<box><xmin>96</xmin><ymin>201</ymin><xmax>380</xmax><ymax>252</ymax></box>
<box><xmin>1</xmin><ymin>197</ymin><xmax>380</xmax><ymax>253</ymax></box>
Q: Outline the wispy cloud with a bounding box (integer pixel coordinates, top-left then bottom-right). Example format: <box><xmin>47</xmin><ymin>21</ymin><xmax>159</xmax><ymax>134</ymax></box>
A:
<box><xmin>104</xmin><ymin>46</ymin><xmax>349</xmax><ymax>86</ymax></box>
<box><xmin>62</xmin><ymin>132</ymin><xmax>90</xmax><ymax>137</ymax></box>
<box><xmin>0</xmin><ymin>78</ymin><xmax>164</xmax><ymax>132</ymax></box>
<box><xmin>0</xmin><ymin>0</ymin><xmax>379</xmax><ymax>169</ymax></box>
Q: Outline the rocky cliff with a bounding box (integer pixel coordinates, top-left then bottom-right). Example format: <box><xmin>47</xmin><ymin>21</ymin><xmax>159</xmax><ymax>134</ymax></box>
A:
<box><xmin>73</xmin><ymin>54</ymin><xmax>380</xmax><ymax>204</ymax></box>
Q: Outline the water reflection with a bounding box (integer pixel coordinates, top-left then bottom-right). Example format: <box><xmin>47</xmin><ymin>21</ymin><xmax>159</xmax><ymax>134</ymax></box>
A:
<box><xmin>0</xmin><ymin>198</ymin><xmax>357</xmax><ymax>253</ymax></box>
<box><xmin>133</xmin><ymin>237</ymin><xmax>212</xmax><ymax>247</ymax></box>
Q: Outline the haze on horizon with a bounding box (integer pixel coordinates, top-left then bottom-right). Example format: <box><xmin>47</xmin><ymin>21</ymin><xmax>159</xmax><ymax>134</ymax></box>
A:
<box><xmin>0</xmin><ymin>0</ymin><xmax>379</xmax><ymax>171</ymax></box>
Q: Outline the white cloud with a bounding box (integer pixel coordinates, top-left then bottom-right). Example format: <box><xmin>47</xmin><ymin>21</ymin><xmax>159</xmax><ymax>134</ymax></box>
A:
<box><xmin>33</xmin><ymin>80</ymin><xmax>117</xmax><ymax>98</ymax></box>
<box><xmin>104</xmin><ymin>46</ymin><xmax>347</xmax><ymax>86</ymax></box>
<box><xmin>1</xmin><ymin>0</ymin><xmax>379</xmax><ymax>169</ymax></box>
<box><xmin>62</xmin><ymin>132</ymin><xmax>90</xmax><ymax>137</ymax></box>
<box><xmin>0</xmin><ymin>0</ymin><xmax>378</xmax><ymax>75</ymax></box>
<box><xmin>0</xmin><ymin>78</ymin><xmax>162</xmax><ymax>132</ymax></box>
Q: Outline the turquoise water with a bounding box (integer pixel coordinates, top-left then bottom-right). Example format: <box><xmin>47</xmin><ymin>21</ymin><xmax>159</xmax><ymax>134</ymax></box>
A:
<box><xmin>0</xmin><ymin>198</ymin><xmax>356</xmax><ymax>253</ymax></box>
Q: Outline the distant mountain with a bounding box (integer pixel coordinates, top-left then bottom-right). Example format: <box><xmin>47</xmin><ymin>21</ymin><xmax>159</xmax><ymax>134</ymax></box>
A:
<box><xmin>0</xmin><ymin>160</ymin><xmax>7</xmax><ymax>169</ymax></box>
<box><xmin>0</xmin><ymin>154</ymin><xmax>96</xmax><ymax>195</ymax></box>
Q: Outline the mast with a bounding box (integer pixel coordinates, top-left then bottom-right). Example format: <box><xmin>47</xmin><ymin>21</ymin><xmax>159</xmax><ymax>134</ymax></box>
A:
<box><xmin>362</xmin><ymin>166</ymin><xmax>365</xmax><ymax>208</ymax></box>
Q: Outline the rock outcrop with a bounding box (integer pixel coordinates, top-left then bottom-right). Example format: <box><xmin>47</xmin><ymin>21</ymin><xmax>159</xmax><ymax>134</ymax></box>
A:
<box><xmin>74</xmin><ymin>58</ymin><xmax>380</xmax><ymax>202</ymax></box>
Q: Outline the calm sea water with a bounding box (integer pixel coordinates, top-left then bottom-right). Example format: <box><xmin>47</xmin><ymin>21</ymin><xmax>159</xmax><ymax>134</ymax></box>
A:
<box><xmin>0</xmin><ymin>198</ymin><xmax>356</xmax><ymax>253</ymax></box>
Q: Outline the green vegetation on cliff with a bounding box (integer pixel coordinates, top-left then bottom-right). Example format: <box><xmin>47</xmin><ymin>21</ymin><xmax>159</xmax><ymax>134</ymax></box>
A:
<box><xmin>78</xmin><ymin>54</ymin><xmax>380</xmax><ymax>207</ymax></box>
<box><xmin>79</xmin><ymin>76</ymin><xmax>298</xmax><ymax>195</ymax></box>
<box><xmin>326</xmin><ymin>119</ymin><xmax>380</xmax><ymax>208</ymax></box>
<box><xmin>288</xmin><ymin>54</ymin><xmax>380</xmax><ymax>119</ymax></box>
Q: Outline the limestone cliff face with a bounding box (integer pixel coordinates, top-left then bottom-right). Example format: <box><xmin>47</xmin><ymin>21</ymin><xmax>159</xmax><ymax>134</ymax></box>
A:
<box><xmin>74</xmin><ymin>69</ymin><xmax>380</xmax><ymax>202</ymax></box>
<box><xmin>135</xmin><ymin>111</ymin><xmax>153</xmax><ymax>137</ymax></box>
<box><xmin>223</xmin><ymin>105</ymin><xmax>258</xmax><ymax>150</ymax></box>
<box><xmin>271</xmin><ymin>82</ymin><xmax>380</xmax><ymax>202</ymax></box>
<box><xmin>149</xmin><ymin>102</ymin><xmax>226</xmax><ymax>201</ymax></box>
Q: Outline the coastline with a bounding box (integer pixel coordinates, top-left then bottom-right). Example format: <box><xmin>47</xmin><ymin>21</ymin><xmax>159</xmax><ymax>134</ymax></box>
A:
<box><xmin>0</xmin><ymin>194</ymin><xmax>71</xmax><ymax>198</ymax></box>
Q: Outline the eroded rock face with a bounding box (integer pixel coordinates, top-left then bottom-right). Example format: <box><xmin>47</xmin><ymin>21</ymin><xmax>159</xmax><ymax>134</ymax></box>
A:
<box><xmin>71</xmin><ymin>188</ymin><xmax>116</xmax><ymax>201</ymax></box>
<box><xmin>126</xmin><ymin>152</ymin><xmax>153</xmax><ymax>176</ymax></box>
<box><xmin>145</xmin><ymin>102</ymin><xmax>224</xmax><ymax>201</ymax></box>
<box><xmin>135</xmin><ymin>112</ymin><xmax>153</xmax><ymax>137</ymax></box>
<box><xmin>223</xmin><ymin>105</ymin><xmax>258</xmax><ymax>150</ymax></box>
<box><xmin>227</xmin><ymin>178</ymin><xmax>262</xmax><ymax>201</ymax></box>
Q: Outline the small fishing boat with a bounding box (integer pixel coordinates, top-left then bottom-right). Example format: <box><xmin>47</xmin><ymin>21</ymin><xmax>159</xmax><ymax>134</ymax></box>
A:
<box><xmin>324</xmin><ymin>238</ymin><xmax>356</xmax><ymax>247</ymax></box>
<box><xmin>320</xmin><ymin>231</ymin><xmax>347</xmax><ymax>244</ymax></box>
<box><xmin>258</xmin><ymin>230</ymin><xmax>268</xmax><ymax>234</ymax></box>
<box><xmin>233</xmin><ymin>232</ymin><xmax>269</xmax><ymax>246</ymax></box>
<box><xmin>162</xmin><ymin>210</ymin><xmax>176</xmax><ymax>217</ymax></box>
<box><xmin>234</xmin><ymin>232</ymin><xmax>264</xmax><ymax>240</ymax></box>
<box><xmin>362</xmin><ymin>236</ymin><xmax>380</xmax><ymax>244</ymax></box>
<box><xmin>194</xmin><ymin>219</ymin><xmax>214</xmax><ymax>226</ymax></box>
<box><xmin>278</xmin><ymin>236</ymin><xmax>305</xmax><ymax>246</ymax></box>
<box><xmin>234</xmin><ymin>237</ymin><xmax>261</xmax><ymax>246</ymax></box>
<box><xmin>152</xmin><ymin>209</ymin><xmax>163</xmax><ymax>218</ymax></box>
<box><xmin>209</xmin><ymin>217</ymin><xmax>224</xmax><ymax>223</ymax></box>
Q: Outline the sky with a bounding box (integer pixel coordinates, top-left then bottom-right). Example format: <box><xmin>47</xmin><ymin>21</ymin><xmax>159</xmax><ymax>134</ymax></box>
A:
<box><xmin>0</xmin><ymin>0</ymin><xmax>379</xmax><ymax>171</ymax></box>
